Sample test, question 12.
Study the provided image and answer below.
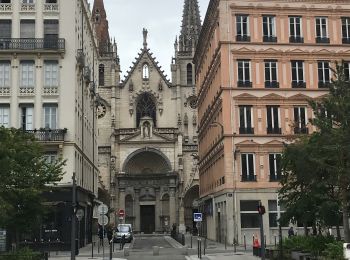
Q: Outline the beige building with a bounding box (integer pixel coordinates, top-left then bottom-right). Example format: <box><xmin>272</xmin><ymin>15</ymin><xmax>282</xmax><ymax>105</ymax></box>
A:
<box><xmin>95</xmin><ymin>0</ymin><xmax>202</xmax><ymax>233</ymax></box>
<box><xmin>194</xmin><ymin>0</ymin><xmax>350</xmax><ymax>245</ymax></box>
<box><xmin>0</xmin><ymin>0</ymin><xmax>99</xmax><ymax>249</ymax></box>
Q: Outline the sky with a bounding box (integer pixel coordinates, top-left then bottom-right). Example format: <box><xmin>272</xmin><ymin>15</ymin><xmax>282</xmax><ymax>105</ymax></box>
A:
<box><xmin>88</xmin><ymin>0</ymin><xmax>210</xmax><ymax>81</ymax></box>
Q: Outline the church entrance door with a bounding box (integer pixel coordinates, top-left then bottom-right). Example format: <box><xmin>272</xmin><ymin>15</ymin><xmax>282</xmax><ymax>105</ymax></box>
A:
<box><xmin>140</xmin><ymin>205</ymin><xmax>155</xmax><ymax>233</ymax></box>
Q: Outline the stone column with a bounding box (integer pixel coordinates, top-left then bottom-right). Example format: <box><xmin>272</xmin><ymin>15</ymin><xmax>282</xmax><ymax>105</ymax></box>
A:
<box><xmin>169</xmin><ymin>188</ymin><xmax>176</xmax><ymax>228</ymax></box>
<box><xmin>155</xmin><ymin>188</ymin><xmax>161</xmax><ymax>232</ymax></box>
<box><xmin>119</xmin><ymin>188</ymin><xmax>125</xmax><ymax>224</ymax></box>
<box><xmin>178</xmin><ymin>204</ymin><xmax>186</xmax><ymax>234</ymax></box>
<box><xmin>134</xmin><ymin>189</ymin><xmax>140</xmax><ymax>233</ymax></box>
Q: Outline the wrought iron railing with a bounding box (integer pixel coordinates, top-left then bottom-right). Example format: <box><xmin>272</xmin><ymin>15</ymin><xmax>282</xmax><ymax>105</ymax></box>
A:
<box><xmin>0</xmin><ymin>38</ymin><xmax>65</xmax><ymax>51</ymax></box>
<box><xmin>26</xmin><ymin>129</ymin><xmax>67</xmax><ymax>142</ymax></box>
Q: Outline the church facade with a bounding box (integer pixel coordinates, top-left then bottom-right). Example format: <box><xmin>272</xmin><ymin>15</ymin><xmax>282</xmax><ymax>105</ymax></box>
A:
<box><xmin>93</xmin><ymin>0</ymin><xmax>202</xmax><ymax>233</ymax></box>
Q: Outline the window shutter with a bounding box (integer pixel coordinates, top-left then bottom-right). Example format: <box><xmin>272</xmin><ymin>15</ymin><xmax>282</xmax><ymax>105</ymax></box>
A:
<box><xmin>20</xmin><ymin>20</ymin><xmax>35</xmax><ymax>38</ymax></box>
<box><xmin>0</xmin><ymin>20</ymin><xmax>11</xmax><ymax>38</ymax></box>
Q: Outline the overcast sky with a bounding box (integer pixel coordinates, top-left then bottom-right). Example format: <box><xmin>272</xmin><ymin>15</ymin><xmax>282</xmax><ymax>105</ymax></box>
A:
<box><xmin>88</xmin><ymin>0</ymin><xmax>210</xmax><ymax>81</ymax></box>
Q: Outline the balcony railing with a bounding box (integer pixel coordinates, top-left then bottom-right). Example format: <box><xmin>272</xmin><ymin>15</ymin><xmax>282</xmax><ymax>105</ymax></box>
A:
<box><xmin>263</xmin><ymin>36</ymin><xmax>277</xmax><ymax>43</ymax></box>
<box><xmin>43</xmin><ymin>86</ymin><xmax>59</xmax><ymax>96</ymax></box>
<box><xmin>21</xmin><ymin>3</ymin><xmax>35</xmax><ymax>12</ymax></box>
<box><xmin>19</xmin><ymin>87</ymin><xmax>35</xmax><ymax>96</ymax></box>
<box><xmin>289</xmin><ymin>36</ymin><xmax>304</xmax><ymax>43</ymax></box>
<box><xmin>294</xmin><ymin>127</ymin><xmax>309</xmax><ymax>134</ymax></box>
<box><xmin>0</xmin><ymin>38</ymin><xmax>65</xmax><ymax>52</ymax></box>
<box><xmin>236</xmin><ymin>35</ymin><xmax>251</xmax><ymax>42</ymax></box>
<box><xmin>267</xmin><ymin>127</ymin><xmax>282</xmax><ymax>134</ymax></box>
<box><xmin>237</xmin><ymin>81</ymin><xmax>252</xmax><ymax>88</ymax></box>
<box><xmin>0</xmin><ymin>3</ymin><xmax>12</xmax><ymax>12</ymax></box>
<box><xmin>0</xmin><ymin>86</ymin><xmax>10</xmax><ymax>96</ymax></box>
<box><xmin>265</xmin><ymin>81</ymin><xmax>279</xmax><ymax>88</ymax></box>
<box><xmin>242</xmin><ymin>175</ymin><xmax>257</xmax><ymax>182</ymax></box>
<box><xmin>270</xmin><ymin>174</ymin><xmax>282</xmax><ymax>182</ymax></box>
<box><xmin>342</xmin><ymin>38</ymin><xmax>350</xmax><ymax>44</ymax></box>
<box><xmin>26</xmin><ymin>129</ymin><xmax>67</xmax><ymax>142</ymax></box>
<box><xmin>44</xmin><ymin>3</ymin><xmax>59</xmax><ymax>12</ymax></box>
<box><xmin>291</xmin><ymin>81</ymin><xmax>306</xmax><ymax>88</ymax></box>
<box><xmin>239</xmin><ymin>127</ymin><xmax>254</xmax><ymax>134</ymax></box>
<box><xmin>318</xmin><ymin>81</ymin><xmax>331</xmax><ymax>88</ymax></box>
<box><xmin>316</xmin><ymin>37</ymin><xmax>330</xmax><ymax>44</ymax></box>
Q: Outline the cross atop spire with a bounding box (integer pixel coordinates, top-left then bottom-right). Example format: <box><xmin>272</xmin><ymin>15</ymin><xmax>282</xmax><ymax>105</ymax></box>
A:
<box><xmin>179</xmin><ymin>0</ymin><xmax>202</xmax><ymax>52</ymax></box>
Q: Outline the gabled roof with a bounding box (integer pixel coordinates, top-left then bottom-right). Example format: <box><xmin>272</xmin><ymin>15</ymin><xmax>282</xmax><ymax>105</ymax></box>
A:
<box><xmin>120</xmin><ymin>47</ymin><xmax>172</xmax><ymax>88</ymax></box>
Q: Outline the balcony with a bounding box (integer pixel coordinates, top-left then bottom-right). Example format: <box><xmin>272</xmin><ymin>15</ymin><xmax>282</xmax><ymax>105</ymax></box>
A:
<box><xmin>242</xmin><ymin>175</ymin><xmax>257</xmax><ymax>182</ymax></box>
<box><xmin>239</xmin><ymin>127</ymin><xmax>254</xmax><ymax>134</ymax></box>
<box><xmin>263</xmin><ymin>36</ymin><xmax>277</xmax><ymax>43</ymax></box>
<box><xmin>19</xmin><ymin>87</ymin><xmax>35</xmax><ymax>96</ymax></box>
<box><xmin>26</xmin><ymin>128</ymin><xmax>67</xmax><ymax>142</ymax></box>
<box><xmin>289</xmin><ymin>36</ymin><xmax>304</xmax><ymax>43</ymax></box>
<box><xmin>291</xmin><ymin>81</ymin><xmax>306</xmax><ymax>88</ymax></box>
<box><xmin>236</xmin><ymin>35</ymin><xmax>251</xmax><ymax>42</ymax></box>
<box><xmin>294</xmin><ymin>127</ymin><xmax>309</xmax><ymax>134</ymax></box>
<box><xmin>270</xmin><ymin>174</ymin><xmax>282</xmax><ymax>182</ymax></box>
<box><xmin>0</xmin><ymin>3</ymin><xmax>12</xmax><ymax>12</ymax></box>
<box><xmin>267</xmin><ymin>127</ymin><xmax>282</xmax><ymax>134</ymax></box>
<box><xmin>0</xmin><ymin>86</ymin><xmax>10</xmax><ymax>96</ymax></box>
<box><xmin>265</xmin><ymin>81</ymin><xmax>279</xmax><ymax>88</ymax></box>
<box><xmin>318</xmin><ymin>81</ymin><xmax>331</xmax><ymax>88</ymax></box>
<box><xmin>342</xmin><ymin>38</ymin><xmax>350</xmax><ymax>44</ymax></box>
<box><xmin>0</xmin><ymin>38</ymin><xmax>65</xmax><ymax>53</ymax></box>
<box><xmin>43</xmin><ymin>86</ymin><xmax>59</xmax><ymax>96</ymax></box>
<box><xmin>44</xmin><ymin>3</ymin><xmax>59</xmax><ymax>12</ymax></box>
<box><xmin>20</xmin><ymin>3</ymin><xmax>35</xmax><ymax>12</ymax></box>
<box><xmin>315</xmin><ymin>37</ymin><xmax>330</xmax><ymax>44</ymax></box>
<box><xmin>237</xmin><ymin>81</ymin><xmax>252</xmax><ymax>88</ymax></box>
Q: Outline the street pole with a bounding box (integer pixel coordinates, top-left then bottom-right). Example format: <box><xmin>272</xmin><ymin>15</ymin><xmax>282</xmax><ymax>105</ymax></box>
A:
<box><xmin>259</xmin><ymin>202</ymin><xmax>265</xmax><ymax>260</ymax></box>
<box><xmin>71</xmin><ymin>172</ymin><xmax>77</xmax><ymax>260</ymax></box>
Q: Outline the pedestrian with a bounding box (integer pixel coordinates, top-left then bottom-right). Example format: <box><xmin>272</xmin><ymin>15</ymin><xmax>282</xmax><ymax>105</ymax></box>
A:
<box><xmin>120</xmin><ymin>234</ymin><xmax>126</xmax><ymax>250</ymax></box>
<box><xmin>98</xmin><ymin>225</ymin><xmax>104</xmax><ymax>245</ymax></box>
<box><xmin>107</xmin><ymin>225</ymin><xmax>113</xmax><ymax>244</ymax></box>
<box><xmin>288</xmin><ymin>226</ymin><xmax>295</xmax><ymax>238</ymax></box>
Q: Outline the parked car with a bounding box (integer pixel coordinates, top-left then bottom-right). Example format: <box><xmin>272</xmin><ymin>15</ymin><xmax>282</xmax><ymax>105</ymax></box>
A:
<box><xmin>113</xmin><ymin>224</ymin><xmax>133</xmax><ymax>243</ymax></box>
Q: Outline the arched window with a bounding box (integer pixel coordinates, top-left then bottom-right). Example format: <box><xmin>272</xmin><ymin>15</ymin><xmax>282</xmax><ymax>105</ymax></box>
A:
<box><xmin>161</xmin><ymin>194</ymin><xmax>170</xmax><ymax>216</ymax></box>
<box><xmin>142</xmin><ymin>63</ymin><xmax>149</xmax><ymax>79</ymax></box>
<box><xmin>99</xmin><ymin>64</ymin><xmax>104</xmax><ymax>86</ymax></box>
<box><xmin>125</xmin><ymin>195</ymin><xmax>134</xmax><ymax>226</ymax></box>
<box><xmin>136</xmin><ymin>93</ymin><xmax>156</xmax><ymax>127</ymax></box>
<box><xmin>187</xmin><ymin>63</ymin><xmax>193</xmax><ymax>85</ymax></box>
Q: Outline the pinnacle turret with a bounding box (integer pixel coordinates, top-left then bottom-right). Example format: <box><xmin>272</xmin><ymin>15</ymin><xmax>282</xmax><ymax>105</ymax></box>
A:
<box><xmin>179</xmin><ymin>0</ymin><xmax>202</xmax><ymax>53</ymax></box>
<box><xmin>92</xmin><ymin>0</ymin><xmax>110</xmax><ymax>53</ymax></box>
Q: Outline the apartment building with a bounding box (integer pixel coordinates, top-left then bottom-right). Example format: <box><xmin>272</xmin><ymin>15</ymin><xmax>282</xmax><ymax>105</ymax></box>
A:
<box><xmin>0</xmin><ymin>0</ymin><xmax>99</xmax><ymax>249</ymax></box>
<box><xmin>194</xmin><ymin>0</ymin><xmax>350</xmax><ymax>245</ymax></box>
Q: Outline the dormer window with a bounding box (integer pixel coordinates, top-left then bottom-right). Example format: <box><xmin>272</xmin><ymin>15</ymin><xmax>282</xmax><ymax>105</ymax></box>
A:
<box><xmin>142</xmin><ymin>63</ymin><xmax>149</xmax><ymax>80</ymax></box>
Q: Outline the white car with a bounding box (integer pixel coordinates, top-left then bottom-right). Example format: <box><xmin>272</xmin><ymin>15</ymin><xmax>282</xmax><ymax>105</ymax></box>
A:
<box><xmin>113</xmin><ymin>224</ymin><xmax>133</xmax><ymax>243</ymax></box>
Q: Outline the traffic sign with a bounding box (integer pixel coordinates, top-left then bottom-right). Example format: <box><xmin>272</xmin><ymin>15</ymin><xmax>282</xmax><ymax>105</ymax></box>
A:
<box><xmin>76</xmin><ymin>209</ymin><xmax>84</xmax><ymax>221</ymax></box>
<box><xmin>98</xmin><ymin>204</ymin><xmax>108</xmax><ymax>215</ymax></box>
<box><xmin>98</xmin><ymin>215</ymin><xmax>109</xmax><ymax>226</ymax></box>
<box><xmin>118</xmin><ymin>209</ymin><xmax>125</xmax><ymax>217</ymax></box>
<box><xmin>194</xmin><ymin>213</ymin><xmax>202</xmax><ymax>222</ymax></box>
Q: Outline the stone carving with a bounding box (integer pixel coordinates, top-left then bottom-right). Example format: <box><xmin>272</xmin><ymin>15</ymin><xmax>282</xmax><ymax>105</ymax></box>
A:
<box><xmin>184</xmin><ymin>113</ymin><xmax>189</xmax><ymax>126</ymax></box>
<box><xmin>177</xmin><ymin>114</ymin><xmax>182</xmax><ymax>126</ymax></box>
<box><xmin>192</xmin><ymin>114</ymin><xmax>197</xmax><ymax>125</ymax></box>
<box><xmin>143</xmin><ymin>121</ymin><xmax>151</xmax><ymax>138</ymax></box>
<box><xmin>129</xmin><ymin>79</ymin><xmax>134</xmax><ymax>92</ymax></box>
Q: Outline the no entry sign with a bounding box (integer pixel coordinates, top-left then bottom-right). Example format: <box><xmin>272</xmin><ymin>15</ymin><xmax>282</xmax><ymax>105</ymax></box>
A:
<box><xmin>118</xmin><ymin>209</ymin><xmax>125</xmax><ymax>217</ymax></box>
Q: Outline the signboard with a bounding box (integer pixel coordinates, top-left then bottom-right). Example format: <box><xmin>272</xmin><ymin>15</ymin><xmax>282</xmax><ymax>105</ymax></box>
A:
<box><xmin>98</xmin><ymin>215</ymin><xmax>109</xmax><ymax>226</ymax></box>
<box><xmin>76</xmin><ymin>209</ymin><xmax>84</xmax><ymax>221</ymax></box>
<box><xmin>118</xmin><ymin>209</ymin><xmax>125</xmax><ymax>217</ymax></box>
<box><xmin>193</xmin><ymin>213</ymin><xmax>202</xmax><ymax>222</ymax></box>
<box><xmin>98</xmin><ymin>204</ymin><xmax>108</xmax><ymax>215</ymax></box>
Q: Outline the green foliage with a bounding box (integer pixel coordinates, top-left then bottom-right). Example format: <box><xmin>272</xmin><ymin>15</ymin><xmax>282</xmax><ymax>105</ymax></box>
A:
<box><xmin>0</xmin><ymin>127</ymin><xmax>65</xmax><ymax>238</ymax></box>
<box><xmin>283</xmin><ymin>235</ymin><xmax>336</xmax><ymax>256</ymax></box>
<box><xmin>0</xmin><ymin>247</ymin><xmax>42</xmax><ymax>260</ymax></box>
<box><xmin>323</xmin><ymin>241</ymin><xmax>344</xmax><ymax>260</ymax></box>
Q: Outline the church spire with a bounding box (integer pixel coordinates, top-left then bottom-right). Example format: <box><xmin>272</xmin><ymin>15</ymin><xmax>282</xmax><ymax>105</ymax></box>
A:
<box><xmin>179</xmin><ymin>0</ymin><xmax>202</xmax><ymax>52</ymax></box>
<box><xmin>92</xmin><ymin>0</ymin><xmax>110</xmax><ymax>53</ymax></box>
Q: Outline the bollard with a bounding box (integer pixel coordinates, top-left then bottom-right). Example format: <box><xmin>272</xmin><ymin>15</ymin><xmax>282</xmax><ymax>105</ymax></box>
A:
<box><xmin>124</xmin><ymin>247</ymin><xmax>129</xmax><ymax>257</ymax></box>
<box><xmin>264</xmin><ymin>234</ymin><xmax>266</xmax><ymax>249</ymax></box>
<box><xmin>153</xmin><ymin>246</ymin><xmax>160</xmax><ymax>256</ymax></box>
<box><xmin>204</xmin><ymin>237</ymin><xmax>206</xmax><ymax>255</ymax></box>
<box><xmin>109</xmin><ymin>240</ymin><xmax>113</xmax><ymax>260</ymax></box>
<box><xmin>190</xmin><ymin>234</ymin><xmax>192</xmax><ymax>248</ymax></box>
<box><xmin>244</xmin><ymin>234</ymin><xmax>247</xmax><ymax>251</ymax></box>
<box><xmin>274</xmin><ymin>236</ymin><xmax>277</xmax><ymax>247</ymax></box>
<box><xmin>225</xmin><ymin>235</ymin><xmax>227</xmax><ymax>250</ymax></box>
<box><xmin>197</xmin><ymin>239</ymin><xmax>200</xmax><ymax>258</ymax></box>
<box><xmin>199</xmin><ymin>239</ymin><xmax>202</xmax><ymax>259</ymax></box>
<box><xmin>234</xmin><ymin>238</ymin><xmax>237</xmax><ymax>253</ymax></box>
<box><xmin>182</xmin><ymin>233</ymin><xmax>185</xmax><ymax>246</ymax></box>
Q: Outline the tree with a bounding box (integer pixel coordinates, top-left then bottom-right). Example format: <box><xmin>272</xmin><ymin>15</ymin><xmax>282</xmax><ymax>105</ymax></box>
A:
<box><xmin>0</xmin><ymin>127</ymin><xmax>65</xmax><ymax>244</ymax></box>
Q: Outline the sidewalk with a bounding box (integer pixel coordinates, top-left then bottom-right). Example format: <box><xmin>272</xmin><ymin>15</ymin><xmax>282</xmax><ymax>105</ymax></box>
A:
<box><xmin>186</xmin><ymin>252</ymin><xmax>258</xmax><ymax>260</ymax></box>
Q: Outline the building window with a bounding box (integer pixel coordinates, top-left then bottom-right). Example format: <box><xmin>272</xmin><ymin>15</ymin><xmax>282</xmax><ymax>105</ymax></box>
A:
<box><xmin>240</xmin><ymin>200</ymin><xmax>260</xmax><ymax>228</ymax></box>
<box><xmin>187</xmin><ymin>63</ymin><xmax>193</xmax><ymax>85</ymax></box>
<box><xmin>43</xmin><ymin>152</ymin><xmax>58</xmax><ymax>164</ymax></box>
<box><xmin>268</xmin><ymin>200</ymin><xmax>286</xmax><ymax>228</ymax></box>
<box><xmin>315</xmin><ymin>17</ymin><xmax>329</xmax><ymax>43</ymax></box>
<box><xmin>44</xmin><ymin>20</ymin><xmax>59</xmax><ymax>48</ymax></box>
<box><xmin>342</xmin><ymin>17</ymin><xmax>350</xmax><ymax>44</ymax></box>
<box><xmin>239</xmin><ymin>106</ymin><xmax>254</xmax><ymax>134</ymax></box>
<box><xmin>142</xmin><ymin>63</ymin><xmax>149</xmax><ymax>79</ymax></box>
<box><xmin>22</xmin><ymin>0</ymin><xmax>35</xmax><ymax>4</ymax></box>
<box><xmin>237</xmin><ymin>60</ymin><xmax>251</xmax><ymax>87</ymax></box>
<box><xmin>241</xmin><ymin>153</ymin><xmax>256</xmax><ymax>182</ymax></box>
<box><xmin>294</xmin><ymin>107</ymin><xmax>308</xmax><ymax>134</ymax></box>
<box><xmin>43</xmin><ymin>104</ymin><xmax>57</xmax><ymax>129</ymax></box>
<box><xmin>266</xmin><ymin>106</ymin><xmax>281</xmax><ymax>134</ymax></box>
<box><xmin>20</xmin><ymin>61</ymin><xmax>35</xmax><ymax>88</ymax></box>
<box><xmin>264</xmin><ymin>60</ymin><xmax>279</xmax><ymax>88</ymax></box>
<box><xmin>291</xmin><ymin>60</ymin><xmax>305</xmax><ymax>88</ymax></box>
<box><xmin>344</xmin><ymin>62</ymin><xmax>350</xmax><ymax>81</ymax></box>
<box><xmin>0</xmin><ymin>61</ymin><xmax>10</xmax><ymax>88</ymax></box>
<box><xmin>99</xmin><ymin>64</ymin><xmax>105</xmax><ymax>86</ymax></box>
<box><xmin>263</xmin><ymin>15</ymin><xmax>277</xmax><ymax>42</ymax></box>
<box><xmin>46</xmin><ymin>0</ymin><xmax>57</xmax><ymax>3</ymax></box>
<box><xmin>0</xmin><ymin>106</ymin><xmax>9</xmax><ymax>128</ymax></box>
<box><xmin>0</xmin><ymin>20</ymin><xmax>11</xmax><ymax>39</ymax></box>
<box><xmin>318</xmin><ymin>61</ymin><xmax>330</xmax><ymax>88</ymax></box>
<box><xmin>20</xmin><ymin>20</ymin><xmax>35</xmax><ymax>39</ymax></box>
<box><xmin>236</xmin><ymin>14</ymin><xmax>250</xmax><ymax>42</ymax></box>
<box><xmin>20</xmin><ymin>105</ymin><xmax>34</xmax><ymax>131</ymax></box>
<box><xmin>0</xmin><ymin>1</ymin><xmax>11</xmax><ymax>3</ymax></box>
<box><xmin>136</xmin><ymin>93</ymin><xmax>156</xmax><ymax>127</ymax></box>
<box><xmin>269</xmin><ymin>154</ymin><xmax>282</xmax><ymax>181</ymax></box>
<box><xmin>289</xmin><ymin>16</ymin><xmax>303</xmax><ymax>43</ymax></box>
<box><xmin>44</xmin><ymin>61</ymin><xmax>58</xmax><ymax>88</ymax></box>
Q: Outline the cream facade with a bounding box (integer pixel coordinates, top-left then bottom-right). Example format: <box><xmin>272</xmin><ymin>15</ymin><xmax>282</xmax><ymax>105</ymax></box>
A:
<box><xmin>194</xmin><ymin>0</ymin><xmax>350</xmax><ymax>245</ymax></box>
<box><xmin>0</xmin><ymin>0</ymin><xmax>99</xmax><ymax>248</ymax></box>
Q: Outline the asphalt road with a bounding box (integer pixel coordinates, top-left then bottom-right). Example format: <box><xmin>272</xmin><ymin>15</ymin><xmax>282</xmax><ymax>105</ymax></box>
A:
<box><xmin>132</xmin><ymin>235</ymin><xmax>173</xmax><ymax>250</ymax></box>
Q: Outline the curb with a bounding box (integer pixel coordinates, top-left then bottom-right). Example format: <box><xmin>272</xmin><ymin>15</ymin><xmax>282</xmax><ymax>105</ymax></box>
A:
<box><xmin>164</xmin><ymin>235</ymin><xmax>184</xmax><ymax>249</ymax></box>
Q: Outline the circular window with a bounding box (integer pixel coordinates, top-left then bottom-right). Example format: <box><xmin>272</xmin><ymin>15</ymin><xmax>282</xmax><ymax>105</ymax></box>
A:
<box><xmin>97</xmin><ymin>103</ymin><xmax>107</xmax><ymax>119</ymax></box>
<box><xmin>188</xmin><ymin>96</ymin><xmax>197</xmax><ymax>109</ymax></box>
